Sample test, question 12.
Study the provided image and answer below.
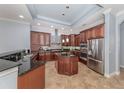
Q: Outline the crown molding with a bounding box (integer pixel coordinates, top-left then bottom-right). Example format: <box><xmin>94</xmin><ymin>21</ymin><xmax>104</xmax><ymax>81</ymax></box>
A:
<box><xmin>116</xmin><ymin>10</ymin><xmax>124</xmax><ymax>17</ymax></box>
<box><xmin>103</xmin><ymin>8</ymin><xmax>112</xmax><ymax>15</ymax></box>
<box><xmin>79</xmin><ymin>19</ymin><xmax>104</xmax><ymax>32</ymax></box>
<box><xmin>0</xmin><ymin>17</ymin><xmax>30</xmax><ymax>25</ymax></box>
<box><xmin>37</xmin><ymin>15</ymin><xmax>71</xmax><ymax>26</ymax></box>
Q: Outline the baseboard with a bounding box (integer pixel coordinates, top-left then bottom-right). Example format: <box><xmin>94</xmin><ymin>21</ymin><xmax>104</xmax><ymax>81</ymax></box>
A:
<box><xmin>104</xmin><ymin>72</ymin><xmax>118</xmax><ymax>78</ymax></box>
<box><xmin>115</xmin><ymin>71</ymin><xmax>120</xmax><ymax>75</ymax></box>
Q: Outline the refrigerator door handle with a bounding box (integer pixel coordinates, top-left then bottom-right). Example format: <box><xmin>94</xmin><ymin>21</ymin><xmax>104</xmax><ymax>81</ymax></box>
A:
<box><xmin>88</xmin><ymin>57</ymin><xmax>102</xmax><ymax>63</ymax></box>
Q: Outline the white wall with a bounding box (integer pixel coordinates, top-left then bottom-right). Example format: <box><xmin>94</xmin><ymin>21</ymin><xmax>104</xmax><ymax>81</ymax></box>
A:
<box><xmin>109</xmin><ymin>13</ymin><xmax>116</xmax><ymax>74</ymax></box>
<box><xmin>120</xmin><ymin>22</ymin><xmax>124</xmax><ymax>67</ymax></box>
<box><xmin>0</xmin><ymin>19</ymin><xmax>30</xmax><ymax>54</ymax></box>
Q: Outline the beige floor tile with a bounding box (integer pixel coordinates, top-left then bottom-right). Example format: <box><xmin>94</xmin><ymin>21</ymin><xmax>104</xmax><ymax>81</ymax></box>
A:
<box><xmin>45</xmin><ymin>61</ymin><xmax>124</xmax><ymax>89</ymax></box>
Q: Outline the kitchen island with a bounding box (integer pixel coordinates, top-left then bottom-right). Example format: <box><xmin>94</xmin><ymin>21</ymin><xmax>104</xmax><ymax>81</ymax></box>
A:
<box><xmin>55</xmin><ymin>53</ymin><xmax>79</xmax><ymax>76</ymax></box>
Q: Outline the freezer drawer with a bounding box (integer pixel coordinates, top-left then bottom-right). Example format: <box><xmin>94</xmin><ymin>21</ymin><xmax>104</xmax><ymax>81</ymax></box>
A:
<box><xmin>87</xmin><ymin>57</ymin><xmax>104</xmax><ymax>74</ymax></box>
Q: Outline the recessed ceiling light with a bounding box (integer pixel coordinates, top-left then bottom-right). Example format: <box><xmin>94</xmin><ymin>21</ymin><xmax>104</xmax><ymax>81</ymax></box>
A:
<box><xmin>51</xmin><ymin>25</ymin><xmax>53</xmax><ymax>28</ymax></box>
<box><xmin>19</xmin><ymin>15</ymin><xmax>24</xmax><ymax>19</ymax></box>
<box><xmin>37</xmin><ymin>23</ymin><xmax>40</xmax><ymax>25</ymax></box>
<box><xmin>66</xmin><ymin>6</ymin><xmax>69</xmax><ymax>9</ymax></box>
<box><xmin>62</xmin><ymin>13</ymin><xmax>65</xmax><ymax>16</ymax></box>
<box><xmin>62</xmin><ymin>27</ymin><xmax>64</xmax><ymax>30</ymax></box>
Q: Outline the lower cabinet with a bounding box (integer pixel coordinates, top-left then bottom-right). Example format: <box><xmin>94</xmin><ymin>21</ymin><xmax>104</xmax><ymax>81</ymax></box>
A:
<box><xmin>18</xmin><ymin>65</ymin><xmax>45</xmax><ymax>89</ymax></box>
<box><xmin>57</xmin><ymin>55</ymin><xmax>79</xmax><ymax>76</ymax></box>
<box><xmin>38</xmin><ymin>52</ymin><xmax>56</xmax><ymax>62</ymax></box>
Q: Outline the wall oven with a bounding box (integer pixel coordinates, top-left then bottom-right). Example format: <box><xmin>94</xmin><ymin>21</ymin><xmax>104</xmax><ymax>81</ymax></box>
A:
<box><xmin>80</xmin><ymin>42</ymin><xmax>87</xmax><ymax>61</ymax></box>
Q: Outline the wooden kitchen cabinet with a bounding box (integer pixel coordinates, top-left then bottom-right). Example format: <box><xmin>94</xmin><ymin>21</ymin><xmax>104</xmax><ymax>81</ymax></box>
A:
<box><xmin>39</xmin><ymin>33</ymin><xmax>45</xmax><ymax>46</ymax></box>
<box><xmin>39</xmin><ymin>33</ymin><xmax>51</xmax><ymax>46</ymax></box>
<box><xmin>18</xmin><ymin>65</ymin><xmax>45</xmax><ymax>89</ymax></box>
<box><xmin>70</xmin><ymin>34</ymin><xmax>75</xmax><ymax>46</ymax></box>
<box><xmin>57</xmin><ymin>54</ymin><xmax>79</xmax><ymax>76</ymax></box>
<box><xmin>61</xmin><ymin>35</ymin><xmax>70</xmax><ymax>46</ymax></box>
<box><xmin>45</xmin><ymin>33</ymin><xmax>50</xmax><ymax>46</ymax></box>
<box><xmin>61</xmin><ymin>34</ymin><xmax>76</xmax><ymax>46</ymax></box>
<box><xmin>80</xmin><ymin>31</ymin><xmax>87</xmax><ymax>43</ymax></box>
<box><xmin>75</xmin><ymin>34</ymin><xmax>80</xmax><ymax>46</ymax></box>
<box><xmin>86</xmin><ymin>24</ymin><xmax>104</xmax><ymax>39</ymax></box>
<box><xmin>31</xmin><ymin>31</ymin><xmax>51</xmax><ymax>52</ymax></box>
<box><xmin>91</xmin><ymin>28</ymin><xmax>96</xmax><ymax>39</ymax></box>
<box><xmin>60</xmin><ymin>24</ymin><xmax>104</xmax><ymax>46</ymax></box>
<box><xmin>87</xmin><ymin>29</ymin><xmax>92</xmax><ymax>40</ymax></box>
<box><xmin>38</xmin><ymin>52</ymin><xmax>56</xmax><ymax>61</ymax></box>
<box><xmin>95</xmin><ymin>24</ymin><xmax>104</xmax><ymax>38</ymax></box>
<box><xmin>31</xmin><ymin>32</ymin><xmax>40</xmax><ymax>45</ymax></box>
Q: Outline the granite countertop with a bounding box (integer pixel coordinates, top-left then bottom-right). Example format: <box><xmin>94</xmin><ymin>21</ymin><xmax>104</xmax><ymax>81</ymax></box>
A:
<box><xmin>55</xmin><ymin>52</ymin><xmax>76</xmax><ymax>58</ymax></box>
<box><xmin>18</xmin><ymin>60</ymin><xmax>45</xmax><ymax>76</ymax></box>
<box><xmin>0</xmin><ymin>52</ymin><xmax>45</xmax><ymax>76</ymax></box>
<box><xmin>15</xmin><ymin>54</ymin><xmax>46</xmax><ymax>76</ymax></box>
<box><xmin>0</xmin><ymin>49</ymin><xmax>25</xmax><ymax>57</ymax></box>
<box><xmin>0</xmin><ymin>59</ymin><xmax>21</xmax><ymax>72</ymax></box>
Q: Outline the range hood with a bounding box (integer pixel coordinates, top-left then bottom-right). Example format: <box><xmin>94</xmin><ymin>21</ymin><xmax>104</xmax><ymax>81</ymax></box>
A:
<box><xmin>51</xmin><ymin>29</ymin><xmax>61</xmax><ymax>45</ymax></box>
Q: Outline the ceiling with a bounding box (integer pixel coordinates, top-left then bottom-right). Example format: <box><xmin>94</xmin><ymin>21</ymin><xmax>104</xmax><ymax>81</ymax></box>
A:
<box><xmin>0</xmin><ymin>4</ymin><xmax>124</xmax><ymax>31</ymax></box>
<box><xmin>0</xmin><ymin>4</ymin><xmax>32</xmax><ymax>23</ymax></box>
<box><xmin>27</xmin><ymin>4</ymin><xmax>102</xmax><ymax>26</ymax></box>
<box><xmin>101</xmin><ymin>4</ymin><xmax>124</xmax><ymax>15</ymax></box>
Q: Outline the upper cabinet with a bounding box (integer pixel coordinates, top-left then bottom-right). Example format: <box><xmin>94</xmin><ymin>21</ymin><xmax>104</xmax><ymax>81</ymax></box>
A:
<box><xmin>80</xmin><ymin>31</ymin><xmax>87</xmax><ymax>43</ymax></box>
<box><xmin>61</xmin><ymin>35</ymin><xmax>70</xmax><ymax>46</ymax></box>
<box><xmin>69</xmin><ymin>34</ymin><xmax>76</xmax><ymax>46</ymax></box>
<box><xmin>39</xmin><ymin>33</ymin><xmax>45</xmax><ymax>46</ymax></box>
<box><xmin>31</xmin><ymin>32</ymin><xmax>40</xmax><ymax>45</ymax></box>
<box><xmin>44</xmin><ymin>33</ymin><xmax>50</xmax><ymax>46</ymax></box>
<box><xmin>80</xmin><ymin>24</ymin><xmax>104</xmax><ymax>42</ymax></box>
<box><xmin>75</xmin><ymin>34</ymin><xmax>80</xmax><ymax>46</ymax></box>
<box><xmin>94</xmin><ymin>24</ymin><xmax>104</xmax><ymax>38</ymax></box>
<box><xmin>61</xmin><ymin>34</ymin><xmax>76</xmax><ymax>46</ymax></box>
<box><xmin>31</xmin><ymin>31</ymin><xmax>51</xmax><ymax>52</ymax></box>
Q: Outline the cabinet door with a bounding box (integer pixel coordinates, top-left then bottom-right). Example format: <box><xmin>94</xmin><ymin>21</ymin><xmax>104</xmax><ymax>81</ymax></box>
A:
<box><xmin>70</xmin><ymin>34</ymin><xmax>75</xmax><ymax>46</ymax></box>
<box><xmin>78</xmin><ymin>34</ymin><xmax>80</xmax><ymax>46</ymax></box>
<box><xmin>70</xmin><ymin>61</ymin><xmax>78</xmax><ymax>74</ymax></box>
<box><xmin>64</xmin><ymin>59</ymin><xmax>71</xmax><ymax>75</ymax></box>
<box><xmin>85</xmin><ymin>30</ymin><xmax>88</xmax><ymax>42</ymax></box>
<box><xmin>87</xmin><ymin>29</ymin><xmax>92</xmax><ymax>40</ymax></box>
<box><xmin>39</xmin><ymin>33</ymin><xmax>45</xmax><ymax>46</ymax></box>
<box><xmin>45</xmin><ymin>33</ymin><xmax>50</xmax><ymax>46</ymax></box>
<box><xmin>18</xmin><ymin>65</ymin><xmax>45</xmax><ymax>89</ymax></box>
<box><xmin>58</xmin><ymin>58</ymin><xmax>64</xmax><ymax>74</ymax></box>
<box><xmin>91</xmin><ymin>28</ymin><xmax>96</xmax><ymax>39</ymax></box>
<box><xmin>31</xmin><ymin>32</ymin><xmax>39</xmax><ymax>45</ymax></box>
<box><xmin>75</xmin><ymin>35</ymin><xmax>78</xmax><ymax>46</ymax></box>
<box><xmin>80</xmin><ymin>31</ymin><xmax>86</xmax><ymax>43</ymax></box>
<box><xmin>95</xmin><ymin>25</ymin><xmax>104</xmax><ymax>38</ymax></box>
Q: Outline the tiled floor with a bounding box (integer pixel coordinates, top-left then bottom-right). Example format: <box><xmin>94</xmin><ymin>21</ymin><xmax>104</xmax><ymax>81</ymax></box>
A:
<box><xmin>45</xmin><ymin>61</ymin><xmax>124</xmax><ymax>89</ymax></box>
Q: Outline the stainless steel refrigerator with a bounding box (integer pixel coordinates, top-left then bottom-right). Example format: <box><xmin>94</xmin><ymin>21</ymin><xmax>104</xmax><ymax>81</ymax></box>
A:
<box><xmin>87</xmin><ymin>38</ymin><xmax>104</xmax><ymax>74</ymax></box>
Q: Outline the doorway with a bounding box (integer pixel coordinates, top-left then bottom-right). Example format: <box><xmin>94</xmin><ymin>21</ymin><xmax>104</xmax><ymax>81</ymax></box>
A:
<box><xmin>119</xmin><ymin>21</ymin><xmax>124</xmax><ymax>73</ymax></box>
